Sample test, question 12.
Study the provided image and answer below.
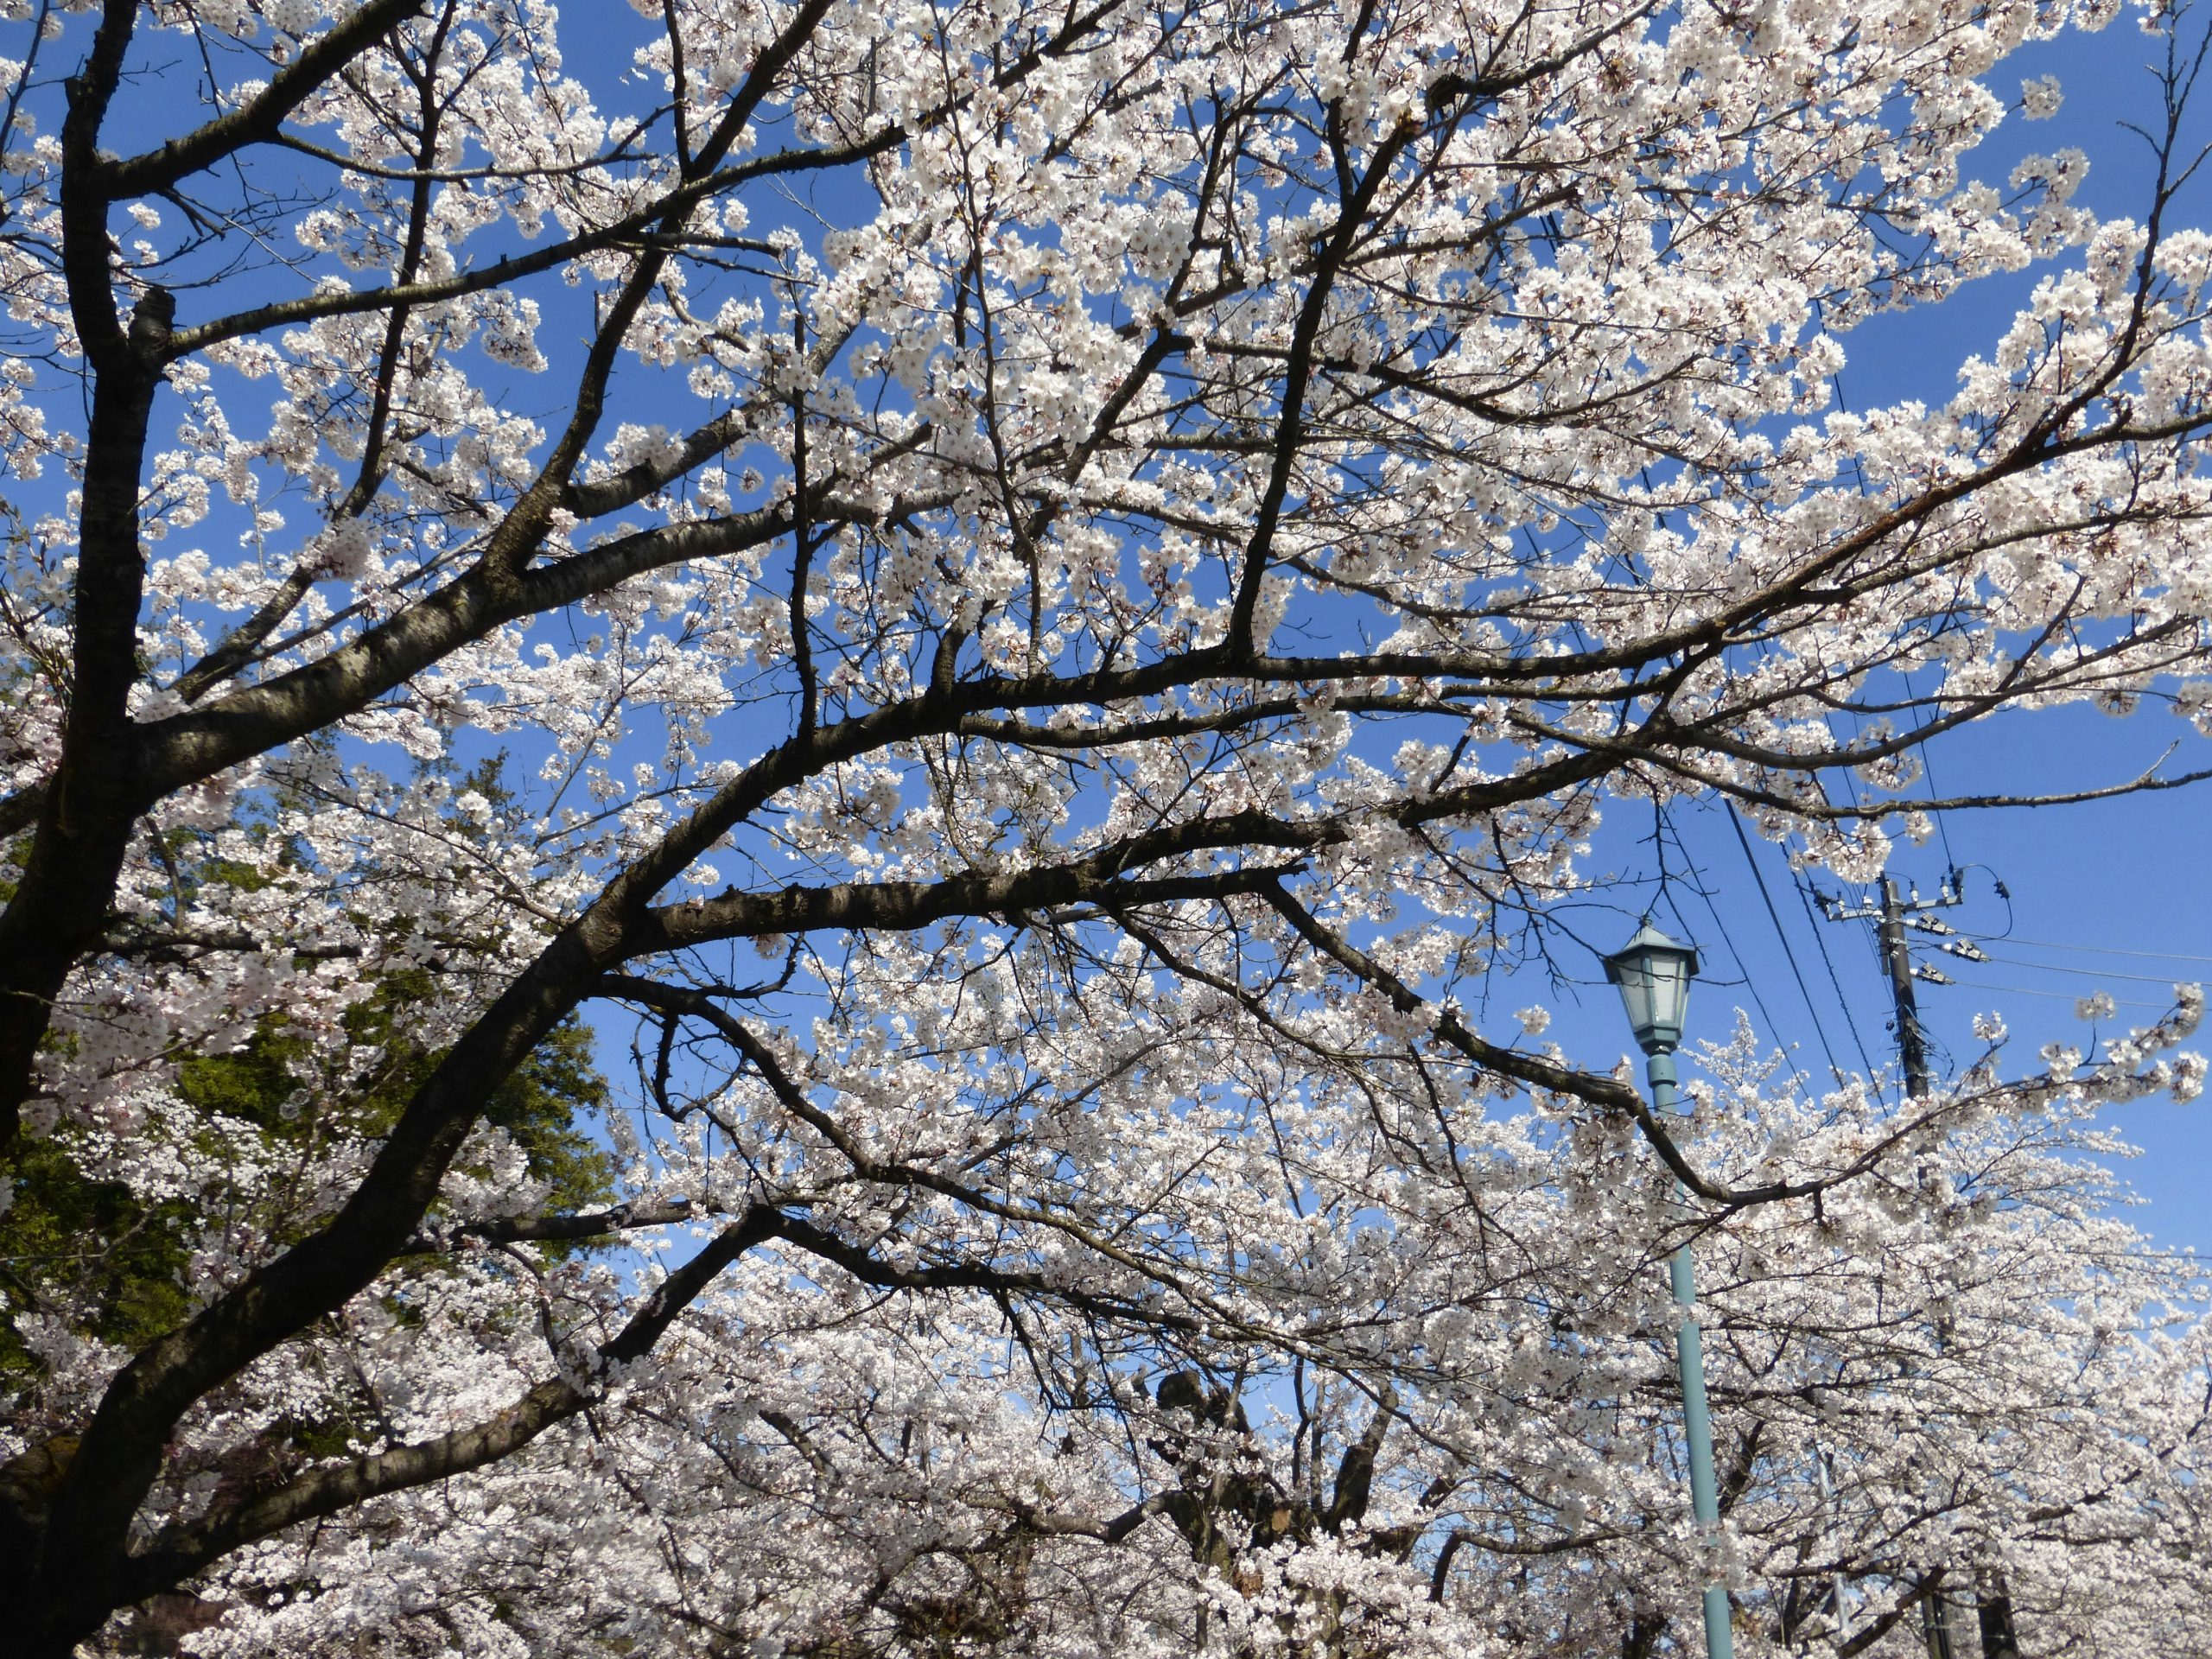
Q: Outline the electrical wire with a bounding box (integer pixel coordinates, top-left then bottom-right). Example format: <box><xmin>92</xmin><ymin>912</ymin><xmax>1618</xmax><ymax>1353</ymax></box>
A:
<box><xmin>1799</xmin><ymin>766</ymin><xmax>1898</xmax><ymax>1066</ymax></box>
<box><xmin>1658</xmin><ymin>807</ymin><xmax>1813</xmax><ymax>1096</ymax></box>
<box><xmin>1789</xmin><ymin>864</ymin><xmax>1884</xmax><ymax>1084</ymax></box>
<box><xmin>1977</xmin><ymin>936</ymin><xmax>2212</xmax><ymax>966</ymax></box>
<box><xmin>1944</xmin><ymin>978</ymin><xmax>2171</xmax><ymax>1010</ymax></box>
<box><xmin>1972</xmin><ymin>954</ymin><xmax>2202</xmax><ymax>988</ymax></box>
<box><xmin>1902</xmin><ymin>669</ymin><xmax>1961</xmax><ymax>873</ymax></box>
<box><xmin>1722</xmin><ymin>808</ymin><xmax>1849</xmax><ymax>1086</ymax></box>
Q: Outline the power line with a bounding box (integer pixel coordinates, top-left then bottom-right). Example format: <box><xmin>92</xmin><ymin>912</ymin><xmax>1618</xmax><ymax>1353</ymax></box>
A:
<box><xmin>1945</xmin><ymin>978</ymin><xmax>2171</xmax><ymax>1010</ymax></box>
<box><xmin>1979</xmin><ymin>936</ymin><xmax>2212</xmax><ymax>967</ymax></box>
<box><xmin>1902</xmin><ymin>670</ymin><xmax>1961</xmax><ymax>873</ymax></box>
<box><xmin>1722</xmin><ymin>808</ymin><xmax>1848</xmax><ymax>1086</ymax></box>
<box><xmin>1659</xmin><ymin>807</ymin><xmax>1813</xmax><ymax>1097</ymax></box>
<box><xmin>1973</xmin><ymin>954</ymin><xmax>2201</xmax><ymax>988</ymax></box>
<box><xmin>1796</xmin><ymin>766</ymin><xmax>1894</xmax><ymax>1077</ymax></box>
<box><xmin>1789</xmin><ymin>864</ymin><xmax>1883</xmax><ymax>1084</ymax></box>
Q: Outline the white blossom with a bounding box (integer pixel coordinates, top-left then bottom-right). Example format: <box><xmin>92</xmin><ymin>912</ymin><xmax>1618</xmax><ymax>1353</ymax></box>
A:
<box><xmin>0</xmin><ymin>2</ymin><xmax>2209</xmax><ymax>1655</ymax></box>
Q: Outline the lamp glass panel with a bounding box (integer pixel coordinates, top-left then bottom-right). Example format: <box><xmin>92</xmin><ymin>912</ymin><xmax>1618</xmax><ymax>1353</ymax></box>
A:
<box><xmin>1616</xmin><ymin>958</ymin><xmax>1657</xmax><ymax>1036</ymax></box>
<box><xmin>1648</xmin><ymin>953</ymin><xmax>1688</xmax><ymax>1037</ymax></box>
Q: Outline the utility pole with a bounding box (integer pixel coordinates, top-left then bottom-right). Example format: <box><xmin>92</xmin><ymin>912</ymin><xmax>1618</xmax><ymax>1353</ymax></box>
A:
<box><xmin>1827</xmin><ymin>873</ymin><xmax>1984</xmax><ymax>1096</ymax></box>
<box><xmin>1815</xmin><ymin>1450</ymin><xmax>1853</xmax><ymax>1648</ymax></box>
<box><xmin>1823</xmin><ymin>874</ymin><xmax>2012</xmax><ymax>1659</ymax></box>
<box><xmin>1875</xmin><ymin>878</ymin><xmax>1935</xmax><ymax>1098</ymax></box>
<box><xmin>1977</xmin><ymin>1574</ymin><xmax>2020</xmax><ymax>1659</ymax></box>
<box><xmin>1872</xmin><ymin>880</ymin><xmax>1959</xmax><ymax>1659</ymax></box>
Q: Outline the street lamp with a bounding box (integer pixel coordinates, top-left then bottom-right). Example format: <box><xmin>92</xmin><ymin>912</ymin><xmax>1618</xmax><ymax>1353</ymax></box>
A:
<box><xmin>1605</xmin><ymin>923</ymin><xmax>1733</xmax><ymax>1659</ymax></box>
<box><xmin>1604</xmin><ymin>922</ymin><xmax>1699</xmax><ymax>1056</ymax></box>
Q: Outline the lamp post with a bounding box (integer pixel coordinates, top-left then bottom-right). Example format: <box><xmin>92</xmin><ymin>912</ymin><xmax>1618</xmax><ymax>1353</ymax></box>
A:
<box><xmin>1605</xmin><ymin>923</ymin><xmax>1733</xmax><ymax>1659</ymax></box>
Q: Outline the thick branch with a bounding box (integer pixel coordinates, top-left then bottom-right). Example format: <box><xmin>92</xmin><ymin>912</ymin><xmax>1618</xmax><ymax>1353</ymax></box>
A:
<box><xmin>98</xmin><ymin>0</ymin><xmax>430</xmax><ymax>200</ymax></box>
<box><xmin>397</xmin><ymin>1196</ymin><xmax>701</xmax><ymax>1253</ymax></box>
<box><xmin>121</xmin><ymin>1205</ymin><xmax>779</xmax><ymax>1600</ymax></box>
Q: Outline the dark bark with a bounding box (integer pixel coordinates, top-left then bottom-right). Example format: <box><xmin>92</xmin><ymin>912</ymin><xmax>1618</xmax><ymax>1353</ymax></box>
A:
<box><xmin>0</xmin><ymin>0</ymin><xmax>169</xmax><ymax>1148</ymax></box>
<box><xmin>1978</xmin><ymin>1570</ymin><xmax>2022</xmax><ymax>1659</ymax></box>
<box><xmin>0</xmin><ymin>324</ymin><xmax>166</xmax><ymax>1147</ymax></box>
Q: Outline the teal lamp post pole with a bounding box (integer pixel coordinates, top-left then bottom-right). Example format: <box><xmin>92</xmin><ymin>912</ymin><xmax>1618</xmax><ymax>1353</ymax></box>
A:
<box><xmin>1605</xmin><ymin>924</ymin><xmax>1732</xmax><ymax>1659</ymax></box>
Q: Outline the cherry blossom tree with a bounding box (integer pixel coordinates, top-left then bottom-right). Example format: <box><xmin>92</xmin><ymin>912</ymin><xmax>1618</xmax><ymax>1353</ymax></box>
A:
<box><xmin>3</xmin><ymin>0</ymin><xmax>2212</xmax><ymax>1653</ymax></box>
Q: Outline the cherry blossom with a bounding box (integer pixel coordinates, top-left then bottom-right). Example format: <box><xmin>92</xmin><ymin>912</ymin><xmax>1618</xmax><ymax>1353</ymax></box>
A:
<box><xmin>2</xmin><ymin>0</ymin><xmax>2211</xmax><ymax>1654</ymax></box>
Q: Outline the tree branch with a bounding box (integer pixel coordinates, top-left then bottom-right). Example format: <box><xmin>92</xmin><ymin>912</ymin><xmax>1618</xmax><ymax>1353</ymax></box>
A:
<box><xmin>122</xmin><ymin>1203</ymin><xmax>779</xmax><ymax>1599</ymax></box>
